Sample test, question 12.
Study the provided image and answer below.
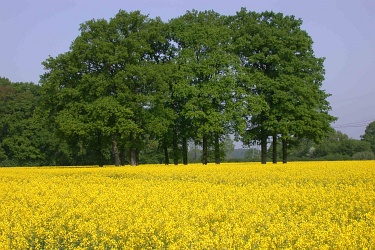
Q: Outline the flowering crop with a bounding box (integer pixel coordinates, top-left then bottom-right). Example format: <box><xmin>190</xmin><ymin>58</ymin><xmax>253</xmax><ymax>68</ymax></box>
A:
<box><xmin>0</xmin><ymin>161</ymin><xmax>374</xmax><ymax>249</ymax></box>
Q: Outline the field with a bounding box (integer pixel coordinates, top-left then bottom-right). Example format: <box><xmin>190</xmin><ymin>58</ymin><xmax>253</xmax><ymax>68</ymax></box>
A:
<box><xmin>0</xmin><ymin>161</ymin><xmax>374</xmax><ymax>249</ymax></box>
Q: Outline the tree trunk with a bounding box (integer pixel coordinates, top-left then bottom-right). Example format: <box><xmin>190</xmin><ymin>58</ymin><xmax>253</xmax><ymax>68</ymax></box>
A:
<box><xmin>172</xmin><ymin>127</ymin><xmax>178</xmax><ymax>165</ymax></box>
<box><xmin>130</xmin><ymin>149</ymin><xmax>137</xmax><ymax>166</ymax></box>
<box><xmin>261</xmin><ymin>134</ymin><xmax>267</xmax><ymax>164</ymax></box>
<box><xmin>120</xmin><ymin>146</ymin><xmax>126</xmax><ymax>166</ymax></box>
<box><xmin>202</xmin><ymin>135</ymin><xmax>208</xmax><ymax>165</ymax></box>
<box><xmin>214</xmin><ymin>133</ymin><xmax>220</xmax><ymax>164</ymax></box>
<box><xmin>194</xmin><ymin>141</ymin><xmax>198</xmax><ymax>162</ymax></box>
<box><xmin>282</xmin><ymin>138</ymin><xmax>288</xmax><ymax>164</ymax></box>
<box><xmin>164</xmin><ymin>141</ymin><xmax>169</xmax><ymax>165</ymax></box>
<box><xmin>111</xmin><ymin>134</ymin><xmax>120</xmax><ymax>166</ymax></box>
<box><xmin>272</xmin><ymin>133</ymin><xmax>277</xmax><ymax>164</ymax></box>
<box><xmin>129</xmin><ymin>132</ymin><xmax>138</xmax><ymax>166</ymax></box>
<box><xmin>136</xmin><ymin>149</ymin><xmax>139</xmax><ymax>166</ymax></box>
<box><xmin>182</xmin><ymin>137</ymin><xmax>188</xmax><ymax>165</ymax></box>
<box><xmin>97</xmin><ymin>131</ymin><xmax>104</xmax><ymax>167</ymax></box>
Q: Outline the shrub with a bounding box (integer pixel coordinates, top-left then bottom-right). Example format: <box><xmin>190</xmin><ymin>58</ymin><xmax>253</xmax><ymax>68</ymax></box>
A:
<box><xmin>352</xmin><ymin>151</ymin><xmax>375</xmax><ymax>160</ymax></box>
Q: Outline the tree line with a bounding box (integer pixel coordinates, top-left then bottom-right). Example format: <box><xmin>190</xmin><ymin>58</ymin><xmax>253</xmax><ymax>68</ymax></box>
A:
<box><xmin>1</xmin><ymin>73</ymin><xmax>374</xmax><ymax>165</ymax></box>
<box><xmin>2</xmin><ymin>8</ymin><xmax>337</xmax><ymax>166</ymax></box>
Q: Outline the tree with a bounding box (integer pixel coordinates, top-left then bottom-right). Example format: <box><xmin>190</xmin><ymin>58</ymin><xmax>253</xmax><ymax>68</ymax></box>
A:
<box><xmin>338</xmin><ymin>138</ymin><xmax>371</xmax><ymax>158</ymax></box>
<box><xmin>41</xmin><ymin>11</ymin><xmax>173</xmax><ymax>166</ymax></box>
<box><xmin>0</xmin><ymin>77</ymin><xmax>42</xmax><ymax>165</ymax></box>
<box><xmin>361</xmin><ymin>121</ymin><xmax>375</xmax><ymax>153</ymax></box>
<box><xmin>244</xmin><ymin>147</ymin><xmax>261</xmax><ymax>162</ymax></box>
<box><xmin>36</xmin><ymin>8</ymin><xmax>335</xmax><ymax>166</ymax></box>
<box><xmin>169</xmin><ymin>10</ymin><xmax>243</xmax><ymax>164</ymax></box>
<box><xmin>288</xmin><ymin>130</ymin><xmax>372</xmax><ymax>161</ymax></box>
<box><xmin>231</xmin><ymin>9</ymin><xmax>335</xmax><ymax>164</ymax></box>
<box><xmin>0</xmin><ymin>77</ymin><xmax>68</xmax><ymax>166</ymax></box>
<box><xmin>221</xmin><ymin>135</ymin><xmax>235</xmax><ymax>161</ymax></box>
<box><xmin>352</xmin><ymin>151</ymin><xmax>374</xmax><ymax>160</ymax></box>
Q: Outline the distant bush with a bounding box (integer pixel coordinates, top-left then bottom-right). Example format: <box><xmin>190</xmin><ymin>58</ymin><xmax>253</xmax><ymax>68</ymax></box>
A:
<box><xmin>319</xmin><ymin>153</ymin><xmax>351</xmax><ymax>161</ymax></box>
<box><xmin>352</xmin><ymin>151</ymin><xmax>375</xmax><ymax>160</ymax></box>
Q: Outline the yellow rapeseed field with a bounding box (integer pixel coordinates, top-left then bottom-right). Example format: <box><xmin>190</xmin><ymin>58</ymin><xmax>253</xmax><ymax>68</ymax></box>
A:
<box><xmin>0</xmin><ymin>161</ymin><xmax>374</xmax><ymax>249</ymax></box>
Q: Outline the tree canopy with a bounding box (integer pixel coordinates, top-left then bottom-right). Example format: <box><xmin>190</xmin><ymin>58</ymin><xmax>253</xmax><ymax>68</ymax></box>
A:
<box><xmin>0</xmin><ymin>77</ymin><xmax>71</xmax><ymax>166</ymax></box>
<box><xmin>230</xmin><ymin>9</ymin><xmax>335</xmax><ymax>163</ymax></box>
<box><xmin>2</xmin><ymin>8</ymin><xmax>337</xmax><ymax>166</ymax></box>
<box><xmin>41</xmin><ymin>11</ymin><xmax>174</xmax><ymax>166</ymax></box>
<box><xmin>361</xmin><ymin>121</ymin><xmax>375</xmax><ymax>153</ymax></box>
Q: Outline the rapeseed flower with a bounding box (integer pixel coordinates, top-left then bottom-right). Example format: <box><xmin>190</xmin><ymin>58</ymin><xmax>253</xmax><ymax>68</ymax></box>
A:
<box><xmin>0</xmin><ymin>161</ymin><xmax>374</xmax><ymax>249</ymax></box>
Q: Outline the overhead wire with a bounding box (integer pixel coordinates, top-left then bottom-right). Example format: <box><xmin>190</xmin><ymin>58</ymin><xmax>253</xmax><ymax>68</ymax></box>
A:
<box><xmin>329</xmin><ymin>91</ymin><xmax>375</xmax><ymax>104</ymax></box>
<box><xmin>332</xmin><ymin>118</ymin><xmax>375</xmax><ymax>129</ymax></box>
<box><xmin>329</xmin><ymin>92</ymin><xmax>375</xmax><ymax>129</ymax></box>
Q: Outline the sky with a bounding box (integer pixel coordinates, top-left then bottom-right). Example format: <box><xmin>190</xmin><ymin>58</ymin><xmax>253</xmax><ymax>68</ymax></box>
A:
<box><xmin>1</xmin><ymin>0</ymin><xmax>375</xmax><ymax>139</ymax></box>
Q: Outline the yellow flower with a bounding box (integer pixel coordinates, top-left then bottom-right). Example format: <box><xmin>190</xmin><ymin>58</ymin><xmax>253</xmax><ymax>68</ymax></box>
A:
<box><xmin>0</xmin><ymin>161</ymin><xmax>374</xmax><ymax>249</ymax></box>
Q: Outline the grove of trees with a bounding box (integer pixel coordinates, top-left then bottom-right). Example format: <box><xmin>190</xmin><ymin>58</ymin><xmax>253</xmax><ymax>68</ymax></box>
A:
<box><xmin>1</xmin><ymin>8</ymin><xmax>344</xmax><ymax>166</ymax></box>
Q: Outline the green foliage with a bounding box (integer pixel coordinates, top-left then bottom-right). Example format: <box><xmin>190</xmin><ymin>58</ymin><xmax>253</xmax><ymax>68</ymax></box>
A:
<box><xmin>231</xmin><ymin>9</ymin><xmax>336</xmax><ymax>163</ymax></box>
<box><xmin>287</xmin><ymin>130</ymin><xmax>373</xmax><ymax>161</ymax></box>
<box><xmin>40</xmin><ymin>10</ymin><xmax>173</xmax><ymax>165</ymax></box>
<box><xmin>185</xmin><ymin>136</ymin><xmax>235</xmax><ymax>163</ymax></box>
<box><xmin>2</xmin><ymin>8</ymin><xmax>338</xmax><ymax>165</ymax></box>
<box><xmin>352</xmin><ymin>151</ymin><xmax>374</xmax><ymax>160</ymax></box>
<box><xmin>338</xmin><ymin>139</ymin><xmax>371</xmax><ymax>157</ymax></box>
<box><xmin>169</xmin><ymin>10</ymin><xmax>242</xmax><ymax>138</ymax></box>
<box><xmin>0</xmin><ymin>77</ymin><xmax>70</xmax><ymax>166</ymax></box>
<box><xmin>361</xmin><ymin>121</ymin><xmax>375</xmax><ymax>153</ymax></box>
<box><xmin>243</xmin><ymin>148</ymin><xmax>261</xmax><ymax>162</ymax></box>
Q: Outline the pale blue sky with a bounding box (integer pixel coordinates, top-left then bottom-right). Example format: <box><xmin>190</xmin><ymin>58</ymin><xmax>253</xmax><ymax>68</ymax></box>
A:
<box><xmin>1</xmin><ymin>0</ymin><xmax>374</xmax><ymax>139</ymax></box>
